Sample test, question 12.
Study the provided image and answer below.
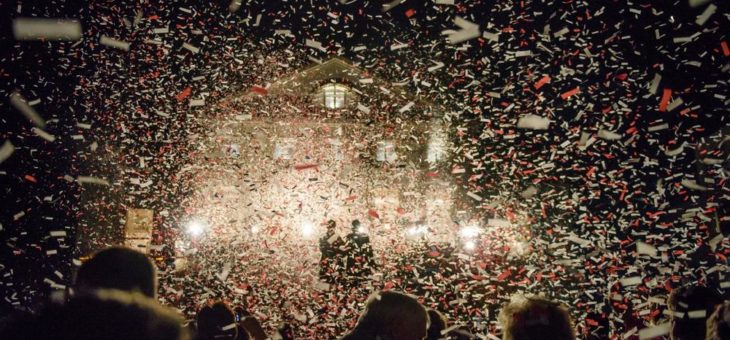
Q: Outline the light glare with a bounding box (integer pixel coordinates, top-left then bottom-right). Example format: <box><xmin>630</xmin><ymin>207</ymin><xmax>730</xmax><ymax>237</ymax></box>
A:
<box><xmin>186</xmin><ymin>220</ymin><xmax>205</xmax><ymax>237</ymax></box>
<box><xmin>300</xmin><ymin>221</ymin><xmax>315</xmax><ymax>237</ymax></box>
<box><xmin>459</xmin><ymin>225</ymin><xmax>481</xmax><ymax>238</ymax></box>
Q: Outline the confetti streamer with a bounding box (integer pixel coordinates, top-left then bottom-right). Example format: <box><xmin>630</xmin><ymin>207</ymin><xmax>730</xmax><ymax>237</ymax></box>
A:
<box><xmin>695</xmin><ymin>4</ymin><xmax>717</xmax><ymax>26</ymax></box>
<box><xmin>638</xmin><ymin>323</ymin><xmax>670</xmax><ymax>339</ymax></box>
<box><xmin>13</xmin><ymin>18</ymin><xmax>82</xmax><ymax>41</ymax></box>
<box><xmin>636</xmin><ymin>242</ymin><xmax>657</xmax><ymax>256</ymax></box>
<box><xmin>9</xmin><ymin>92</ymin><xmax>46</xmax><ymax>128</ymax></box>
<box><xmin>32</xmin><ymin>127</ymin><xmax>56</xmax><ymax>142</ymax></box>
<box><xmin>447</xmin><ymin>17</ymin><xmax>480</xmax><ymax>44</ymax></box>
<box><xmin>76</xmin><ymin>176</ymin><xmax>110</xmax><ymax>186</ymax></box>
<box><xmin>182</xmin><ymin>42</ymin><xmax>200</xmax><ymax>54</ymax></box>
<box><xmin>0</xmin><ymin>141</ymin><xmax>15</xmax><ymax>164</ymax></box>
<box><xmin>99</xmin><ymin>35</ymin><xmax>130</xmax><ymax>51</ymax></box>
<box><xmin>517</xmin><ymin>115</ymin><xmax>551</xmax><ymax>130</ymax></box>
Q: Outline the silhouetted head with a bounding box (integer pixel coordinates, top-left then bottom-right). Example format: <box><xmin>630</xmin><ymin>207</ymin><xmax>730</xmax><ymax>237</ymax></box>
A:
<box><xmin>351</xmin><ymin>220</ymin><xmax>361</xmax><ymax>232</ymax></box>
<box><xmin>343</xmin><ymin>290</ymin><xmax>428</xmax><ymax>340</ymax></box>
<box><xmin>76</xmin><ymin>246</ymin><xmax>157</xmax><ymax>298</ymax></box>
<box><xmin>426</xmin><ymin>309</ymin><xmax>447</xmax><ymax>340</ymax></box>
<box><xmin>327</xmin><ymin>220</ymin><xmax>337</xmax><ymax>231</ymax></box>
<box><xmin>33</xmin><ymin>289</ymin><xmax>186</xmax><ymax>340</ymax></box>
<box><xmin>668</xmin><ymin>285</ymin><xmax>722</xmax><ymax>340</ymax></box>
<box><xmin>499</xmin><ymin>295</ymin><xmax>575</xmax><ymax>340</ymax></box>
<box><xmin>196</xmin><ymin>302</ymin><xmax>238</xmax><ymax>340</ymax></box>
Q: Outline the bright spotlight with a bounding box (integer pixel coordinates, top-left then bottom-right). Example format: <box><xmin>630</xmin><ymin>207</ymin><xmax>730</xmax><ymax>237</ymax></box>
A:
<box><xmin>251</xmin><ymin>225</ymin><xmax>261</xmax><ymax>234</ymax></box>
<box><xmin>406</xmin><ymin>224</ymin><xmax>428</xmax><ymax>237</ymax></box>
<box><xmin>464</xmin><ymin>240</ymin><xmax>476</xmax><ymax>251</ymax></box>
<box><xmin>300</xmin><ymin>221</ymin><xmax>315</xmax><ymax>238</ymax></box>
<box><xmin>185</xmin><ymin>220</ymin><xmax>206</xmax><ymax>237</ymax></box>
<box><xmin>458</xmin><ymin>225</ymin><xmax>481</xmax><ymax>238</ymax></box>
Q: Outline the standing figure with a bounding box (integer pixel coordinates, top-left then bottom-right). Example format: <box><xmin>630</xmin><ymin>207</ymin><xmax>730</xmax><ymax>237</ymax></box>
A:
<box><xmin>344</xmin><ymin>220</ymin><xmax>375</xmax><ymax>284</ymax></box>
<box><xmin>319</xmin><ymin>220</ymin><xmax>344</xmax><ymax>284</ymax></box>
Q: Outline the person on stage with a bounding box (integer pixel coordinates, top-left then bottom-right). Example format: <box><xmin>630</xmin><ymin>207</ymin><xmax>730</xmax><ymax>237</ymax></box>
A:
<box><xmin>319</xmin><ymin>220</ymin><xmax>344</xmax><ymax>284</ymax></box>
<box><xmin>344</xmin><ymin>220</ymin><xmax>375</xmax><ymax>285</ymax></box>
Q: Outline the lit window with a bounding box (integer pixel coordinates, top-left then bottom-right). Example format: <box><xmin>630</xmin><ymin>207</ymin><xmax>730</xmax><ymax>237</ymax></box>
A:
<box><xmin>322</xmin><ymin>83</ymin><xmax>348</xmax><ymax>109</ymax></box>
<box><xmin>376</xmin><ymin>140</ymin><xmax>397</xmax><ymax>163</ymax></box>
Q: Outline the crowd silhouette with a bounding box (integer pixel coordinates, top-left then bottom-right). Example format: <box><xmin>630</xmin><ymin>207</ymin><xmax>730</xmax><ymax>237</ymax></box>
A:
<box><xmin>1</xmin><ymin>244</ymin><xmax>728</xmax><ymax>340</ymax></box>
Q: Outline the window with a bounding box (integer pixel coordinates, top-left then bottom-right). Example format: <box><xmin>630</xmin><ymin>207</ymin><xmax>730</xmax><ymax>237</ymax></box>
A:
<box><xmin>376</xmin><ymin>140</ymin><xmax>397</xmax><ymax>163</ymax></box>
<box><xmin>321</xmin><ymin>83</ymin><xmax>348</xmax><ymax>109</ymax></box>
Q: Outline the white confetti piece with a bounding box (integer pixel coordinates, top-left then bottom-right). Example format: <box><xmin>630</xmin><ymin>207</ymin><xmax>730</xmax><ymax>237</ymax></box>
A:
<box><xmin>487</xmin><ymin>219</ymin><xmax>512</xmax><ymax>227</ymax></box>
<box><xmin>305</xmin><ymin>39</ymin><xmax>327</xmax><ymax>52</ymax></box>
<box><xmin>10</xmin><ymin>92</ymin><xmax>46</xmax><ymax>128</ymax></box>
<box><xmin>189</xmin><ymin>99</ymin><xmax>205</xmax><ymax>107</ymax></box>
<box><xmin>13</xmin><ymin>18</ymin><xmax>82</xmax><ymax>41</ymax></box>
<box><xmin>597</xmin><ymin>129</ymin><xmax>622</xmax><ymax>140</ymax></box>
<box><xmin>382</xmin><ymin>0</ymin><xmax>404</xmax><ymax>11</ymax></box>
<box><xmin>517</xmin><ymin>114</ymin><xmax>551</xmax><ymax>130</ymax></box>
<box><xmin>620</xmin><ymin>276</ymin><xmax>642</xmax><ymax>286</ymax></box>
<box><xmin>520</xmin><ymin>186</ymin><xmax>538</xmax><ymax>199</ymax></box>
<box><xmin>14</xmin><ymin>211</ymin><xmax>25</xmax><ymax>221</ymax></box>
<box><xmin>482</xmin><ymin>31</ymin><xmax>499</xmax><ymax>42</ymax></box>
<box><xmin>466</xmin><ymin>192</ymin><xmax>482</xmax><ymax>201</ymax></box>
<box><xmin>648</xmin><ymin>74</ymin><xmax>661</xmax><ymax>95</ymax></box>
<box><xmin>182</xmin><ymin>42</ymin><xmax>199</xmax><ymax>54</ymax></box>
<box><xmin>681</xmin><ymin>178</ymin><xmax>707</xmax><ymax>191</ymax></box>
<box><xmin>647</xmin><ymin>123</ymin><xmax>669</xmax><ymax>132</ymax></box>
<box><xmin>664</xmin><ymin>143</ymin><xmax>685</xmax><ymax>157</ymax></box>
<box><xmin>228</xmin><ymin>0</ymin><xmax>242</xmax><ymax>12</ymax></box>
<box><xmin>638</xmin><ymin>323</ymin><xmax>670</xmax><ymax>339</ymax></box>
<box><xmin>390</xmin><ymin>42</ymin><xmax>408</xmax><ymax>51</ymax></box>
<box><xmin>76</xmin><ymin>176</ymin><xmax>110</xmax><ymax>186</ymax></box>
<box><xmin>695</xmin><ymin>4</ymin><xmax>717</xmax><ymax>26</ymax></box>
<box><xmin>427</xmin><ymin>61</ymin><xmax>444</xmax><ymax>72</ymax></box>
<box><xmin>666</xmin><ymin>97</ymin><xmax>683</xmax><ymax>111</ymax></box>
<box><xmin>50</xmin><ymin>230</ymin><xmax>67</xmax><ymax>237</ymax></box>
<box><xmin>566</xmin><ymin>234</ymin><xmax>591</xmax><ymax>246</ymax></box>
<box><xmin>0</xmin><ymin>141</ymin><xmax>15</xmax><ymax>164</ymax></box>
<box><xmin>32</xmin><ymin>127</ymin><xmax>56</xmax><ymax>142</ymax></box>
<box><xmin>100</xmin><ymin>35</ymin><xmax>130</xmax><ymax>51</ymax></box>
<box><xmin>446</xmin><ymin>17</ymin><xmax>480</xmax><ymax>44</ymax></box>
<box><xmin>687</xmin><ymin>310</ymin><xmax>707</xmax><ymax>319</ymax></box>
<box><xmin>636</xmin><ymin>242</ymin><xmax>657</xmax><ymax>256</ymax></box>
<box><xmin>398</xmin><ymin>101</ymin><xmax>414</xmax><ymax>113</ymax></box>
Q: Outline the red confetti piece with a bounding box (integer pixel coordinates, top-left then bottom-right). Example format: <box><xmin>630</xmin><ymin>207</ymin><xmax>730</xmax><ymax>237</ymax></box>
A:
<box><xmin>497</xmin><ymin>269</ymin><xmax>511</xmax><ymax>281</ymax></box>
<box><xmin>721</xmin><ymin>41</ymin><xmax>730</xmax><ymax>56</ymax></box>
<box><xmin>427</xmin><ymin>251</ymin><xmax>441</xmax><ymax>257</ymax></box>
<box><xmin>534</xmin><ymin>75</ymin><xmax>551</xmax><ymax>89</ymax></box>
<box><xmin>658</xmin><ymin>88</ymin><xmax>672</xmax><ymax>112</ymax></box>
<box><xmin>24</xmin><ymin>175</ymin><xmax>37</xmax><ymax>183</ymax></box>
<box><xmin>405</xmin><ymin>9</ymin><xmax>416</xmax><ymax>18</ymax></box>
<box><xmin>293</xmin><ymin>163</ymin><xmax>318</xmax><ymax>171</ymax></box>
<box><xmin>560</xmin><ymin>87</ymin><xmax>580</xmax><ymax>99</ymax></box>
<box><xmin>176</xmin><ymin>87</ymin><xmax>192</xmax><ymax>102</ymax></box>
<box><xmin>367</xmin><ymin>209</ymin><xmax>380</xmax><ymax>219</ymax></box>
<box><xmin>250</xmin><ymin>86</ymin><xmax>268</xmax><ymax>95</ymax></box>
